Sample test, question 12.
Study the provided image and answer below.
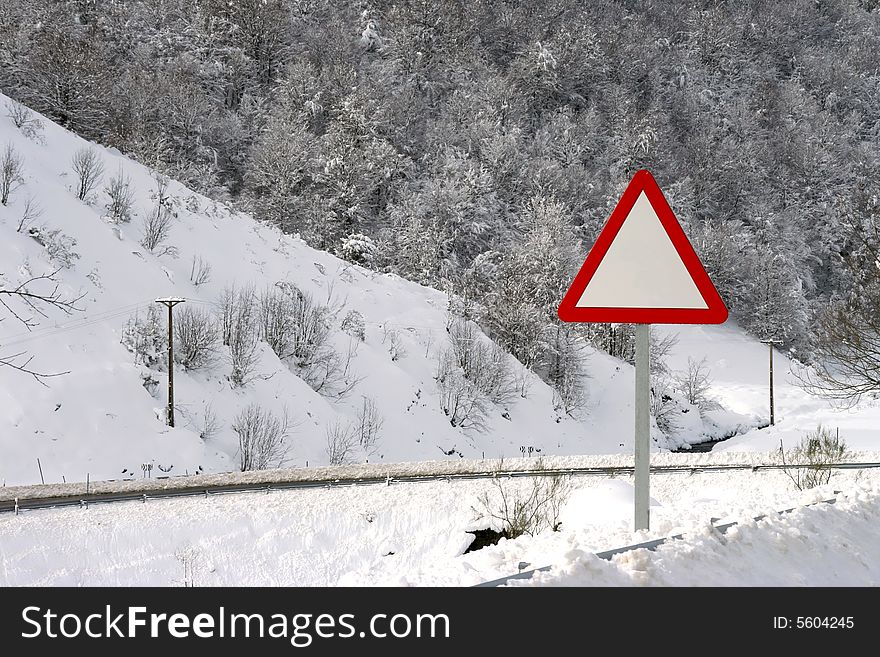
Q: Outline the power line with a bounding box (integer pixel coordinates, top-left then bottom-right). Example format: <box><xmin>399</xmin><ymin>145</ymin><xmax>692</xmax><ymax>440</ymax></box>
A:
<box><xmin>0</xmin><ymin>300</ymin><xmax>156</xmax><ymax>348</ymax></box>
<box><xmin>1</xmin><ymin>295</ymin><xmax>787</xmax><ymax>349</ymax></box>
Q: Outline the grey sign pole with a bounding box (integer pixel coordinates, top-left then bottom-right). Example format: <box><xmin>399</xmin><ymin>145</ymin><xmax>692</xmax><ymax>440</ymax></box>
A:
<box><xmin>634</xmin><ymin>323</ymin><xmax>651</xmax><ymax>530</ymax></box>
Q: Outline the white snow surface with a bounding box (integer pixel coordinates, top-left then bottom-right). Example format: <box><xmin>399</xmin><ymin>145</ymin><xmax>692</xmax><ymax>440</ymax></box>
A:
<box><xmin>4</xmin><ymin>97</ymin><xmax>880</xmax><ymax>588</ymax></box>
<box><xmin>1</xmin><ymin>461</ymin><xmax>878</xmax><ymax>586</ymax></box>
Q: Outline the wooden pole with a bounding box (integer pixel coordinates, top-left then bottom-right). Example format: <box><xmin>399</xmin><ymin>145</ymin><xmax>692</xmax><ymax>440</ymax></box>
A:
<box><xmin>155</xmin><ymin>298</ymin><xmax>185</xmax><ymax>427</ymax></box>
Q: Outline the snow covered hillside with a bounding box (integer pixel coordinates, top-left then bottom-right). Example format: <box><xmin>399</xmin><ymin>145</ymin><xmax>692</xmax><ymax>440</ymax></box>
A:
<box><xmin>1</xmin><ymin>95</ymin><xmax>873</xmax><ymax>490</ymax></box>
<box><xmin>0</xmin><ymin>95</ymin><xmax>755</xmax><ymax>487</ymax></box>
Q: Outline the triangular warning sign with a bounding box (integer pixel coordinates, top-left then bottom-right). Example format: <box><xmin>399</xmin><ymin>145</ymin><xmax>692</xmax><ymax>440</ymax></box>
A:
<box><xmin>558</xmin><ymin>170</ymin><xmax>728</xmax><ymax>325</ymax></box>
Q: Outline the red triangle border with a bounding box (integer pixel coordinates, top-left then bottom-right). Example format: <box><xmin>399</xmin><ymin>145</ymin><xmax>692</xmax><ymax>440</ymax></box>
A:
<box><xmin>558</xmin><ymin>169</ymin><xmax>728</xmax><ymax>325</ymax></box>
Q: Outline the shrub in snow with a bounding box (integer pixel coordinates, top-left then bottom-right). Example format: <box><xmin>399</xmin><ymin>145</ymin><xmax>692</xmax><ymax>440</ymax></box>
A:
<box><xmin>271</xmin><ymin>283</ymin><xmax>331</xmax><ymax>366</ymax></box>
<box><xmin>548</xmin><ymin>328</ymin><xmax>588</xmax><ymax>416</ymax></box>
<box><xmin>141</xmin><ymin>174</ymin><xmax>177</xmax><ymax>255</ymax></box>
<box><xmin>140</xmin><ymin>371</ymin><xmax>160</xmax><ymax>395</ymax></box>
<box><xmin>70</xmin><ymin>147</ymin><xmax>105</xmax><ymax>202</ymax></box>
<box><xmin>234</xmin><ymin>403</ymin><xmax>292</xmax><ymax>471</ymax></box>
<box><xmin>306</xmin><ymin>343</ymin><xmax>360</xmax><ymax>399</ymax></box>
<box><xmin>173</xmin><ymin>306</ymin><xmax>220</xmax><ymax>370</ymax></box>
<box><xmin>473</xmin><ymin>464</ymin><xmax>571</xmax><ymax>539</ymax></box>
<box><xmin>675</xmin><ymin>357</ymin><xmax>718</xmax><ymax>412</ymax></box>
<box><xmin>435</xmin><ymin>321</ymin><xmax>518</xmax><ymax>431</ymax></box>
<box><xmin>0</xmin><ymin>142</ymin><xmax>25</xmax><ymax>206</ymax></box>
<box><xmin>189</xmin><ymin>254</ymin><xmax>212</xmax><ymax>286</ymax></box>
<box><xmin>340</xmin><ymin>310</ymin><xmax>366</xmax><ymax>341</ymax></box>
<box><xmin>198</xmin><ymin>402</ymin><xmax>221</xmax><ymax>441</ymax></box>
<box><xmin>436</xmin><ymin>357</ymin><xmax>488</xmax><ymax>431</ymax></box>
<box><xmin>338</xmin><ymin>233</ymin><xmax>377</xmax><ymax>267</ymax></box>
<box><xmin>16</xmin><ymin>196</ymin><xmax>43</xmax><ymax>233</ymax></box>
<box><xmin>650</xmin><ymin>375</ymin><xmax>681</xmax><ymax>437</ymax></box>
<box><xmin>446</xmin><ymin>320</ymin><xmax>516</xmax><ymax>404</ymax></box>
<box><xmin>355</xmin><ymin>396</ymin><xmax>383</xmax><ymax>456</ymax></box>
<box><xmin>6</xmin><ymin>101</ymin><xmax>31</xmax><ymax>129</ymax></box>
<box><xmin>121</xmin><ymin>307</ymin><xmax>167</xmax><ymax>369</ymax></box>
<box><xmin>258</xmin><ymin>282</ymin><xmax>352</xmax><ymax>394</ymax></box>
<box><xmin>650</xmin><ymin>332</ymin><xmax>679</xmax><ymax>378</ymax></box>
<box><xmin>27</xmin><ymin>225</ymin><xmax>80</xmax><ymax>268</ymax></box>
<box><xmin>325</xmin><ymin>420</ymin><xmax>359</xmax><ymax>466</ymax></box>
<box><xmin>5</xmin><ymin>101</ymin><xmax>44</xmax><ymax>143</ymax></box>
<box><xmin>551</xmin><ymin>362</ymin><xmax>587</xmax><ymax>417</ymax></box>
<box><xmin>219</xmin><ymin>285</ymin><xmax>259</xmax><ymax>387</ymax></box>
<box><xmin>382</xmin><ymin>326</ymin><xmax>406</xmax><ymax>361</ymax></box>
<box><xmin>258</xmin><ymin>286</ymin><xmax>295</xmax><ymax>359</ymax></box>
<box><xmin>141</xmin><ymin>202</ymin><xmax>174</xmax><ymax>255</ymax></box>
<box><xmin>104</xmin><ymin>167</ymin><xmax>135</xmax><ymax>223</ymax></box>
<box><xmin>778</xmin><ymin>425</ymin><xmax>849</xmax><ymax>491</ymax></box>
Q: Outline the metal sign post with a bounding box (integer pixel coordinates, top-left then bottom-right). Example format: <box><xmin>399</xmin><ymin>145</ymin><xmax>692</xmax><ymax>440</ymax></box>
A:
<box><xmin>557</xmin><ymin>170</ymin><xmax>728</xmax><ymax>532</ymax></box>
<box><xmin>634</xmin><ymin>323</ymin><xmax>651</xmax><ymax>530</ymax></box>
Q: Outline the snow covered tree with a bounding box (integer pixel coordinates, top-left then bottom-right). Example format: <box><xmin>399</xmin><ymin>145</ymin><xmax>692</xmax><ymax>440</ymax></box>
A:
<box><xmin>245</xmin><ymin>111</ymin><xmax>313</xmax><ymax>231</ymax></box>
<box><xmin>802</xmin><ymin>224</ymin><xmax>880</xmax><ymax>403</ymax></box>
<box><xmin>676</xmin><ymin>357</ymin><xmax>717</xmax><ymax>412</ymax></box>
<box><xmin>25</xmin><ymin>15</ymin><xmax>111</xmax><ymax>139</ymax></box>
<box><xmin>0</xmin><ymin>0</ymin><xmax>876</xmax><ymax>356</ymax></box>
<box><xmin>174</xmin><ymin>306</ymin><xmax>220</xmax><ymax>370</ymax></box>
<box><xmin>485</xmin><ymin>197</ymin><xmax>581</xmax><ymax>374</ymax></box>
<box><xmin>742</xmin><ymin>250</ymin><xmax>809</xmax><ymax>348</ymax></box>
<box><xmin>338</xmin><ymin>233</ymin><xmax>378</xmax><ymax>267</ymax></box>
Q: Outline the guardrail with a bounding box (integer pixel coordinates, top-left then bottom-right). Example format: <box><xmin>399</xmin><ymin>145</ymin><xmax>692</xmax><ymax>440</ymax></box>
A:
<box><xmin>3</xmin><ymin>461</ymin><xmax>875</xmax><ymax>515</ymax></box>
<box><xmin>474</xmin><ymin>494</ymin><xmax>841</xmax><ymax>587</ymax></box>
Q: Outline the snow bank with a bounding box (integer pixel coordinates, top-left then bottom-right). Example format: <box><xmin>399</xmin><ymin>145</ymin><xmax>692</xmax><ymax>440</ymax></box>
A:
<box><xmin>518</xmin><ymin>487</ymin><xmax>880</xmax><ymax>586</ymax></box>
<box><xmin>2</xmin><ymin>458</ymin><xmax>878</xmax><ymax>586</ymax></box>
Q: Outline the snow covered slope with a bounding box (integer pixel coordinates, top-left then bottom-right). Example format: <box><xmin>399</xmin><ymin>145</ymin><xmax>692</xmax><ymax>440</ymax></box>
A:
<box><xmin>1</xmin><ymin>94</ymin><xmax>869</xmax><ymax>489</ymax></box>
<box><xmin>0</xmin><ymin>95</ymin><xmax>733</xmax><ymax>487</ymax></box>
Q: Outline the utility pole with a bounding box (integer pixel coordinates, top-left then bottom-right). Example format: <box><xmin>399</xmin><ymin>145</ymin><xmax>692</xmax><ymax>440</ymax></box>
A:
<box><xmin>761</xmin><ymin>339</ymin><xmax>783</xmax><ymax>426</ymax></box>
<box><xmin>154</xmin><ymin>297</ymin><xmax>185</xmax><ymax>427</ymax></box>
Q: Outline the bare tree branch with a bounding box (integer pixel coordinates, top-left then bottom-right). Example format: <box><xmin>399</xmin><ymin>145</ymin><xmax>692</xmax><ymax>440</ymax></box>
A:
<box><xmin>0</xmin><ymin>268</ymin><xmax>85</xmax><ymax>329</ymax></box>
<box><xmin>0</xmin><ymin>268</ymin><xmax>84</xmax><ymax>383</ymax></box>
<box><xmin>0</xmin><ymin>351</ymin><xmax>69</xmax><ymax>387</ymax></box>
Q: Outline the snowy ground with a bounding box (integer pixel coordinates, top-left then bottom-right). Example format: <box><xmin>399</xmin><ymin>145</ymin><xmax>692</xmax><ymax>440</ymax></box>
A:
<box><xmin>658</xmin><ymin>322</ymin><xmax>880</xmax><ymax>454</ymax></box>
<box><xmin>520</xmin><ymin>485</ymin><xmax>880</xmax><ymax>586</ymax></box>
<box><xmin>4</xmin><ymin>96</ymin><xmax>880</xmax><ymax>587</ymax></box>
<box><xmin>1</xmin><ymin>455</ymin><xmax>877</xmax><ymax>586</ymax></box>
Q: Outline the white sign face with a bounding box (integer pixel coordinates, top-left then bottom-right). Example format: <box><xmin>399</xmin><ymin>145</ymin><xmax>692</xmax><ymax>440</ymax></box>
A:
<box><xmin>576</xmin><ymin>192</ymin><xmax>709</xmax><ymax>310</ymax></box>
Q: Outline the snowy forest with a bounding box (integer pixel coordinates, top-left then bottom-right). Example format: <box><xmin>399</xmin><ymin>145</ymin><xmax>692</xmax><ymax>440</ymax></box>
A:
<box><xmin>2</xmin><ymin>0</ymin><xmax>880</xmax><ymax>406</ymax></box>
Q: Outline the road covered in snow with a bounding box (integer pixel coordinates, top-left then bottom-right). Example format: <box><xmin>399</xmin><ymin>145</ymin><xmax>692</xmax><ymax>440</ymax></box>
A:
<box><xmin>1</xmin><ymin>451</ymin><xmax>877</xmax><ymax>586</ymax></box>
